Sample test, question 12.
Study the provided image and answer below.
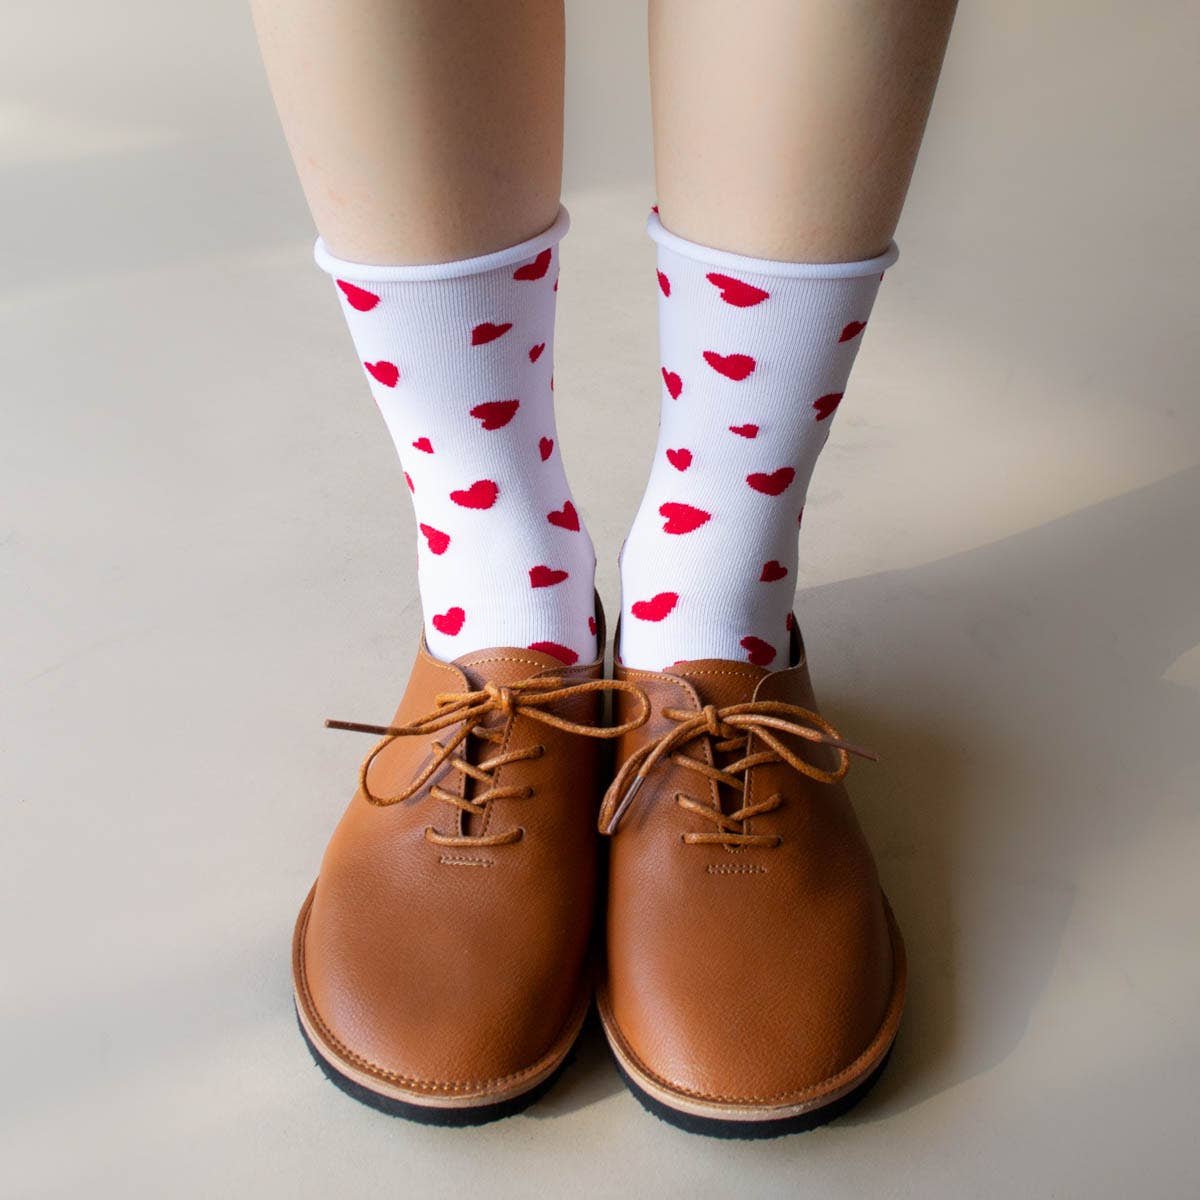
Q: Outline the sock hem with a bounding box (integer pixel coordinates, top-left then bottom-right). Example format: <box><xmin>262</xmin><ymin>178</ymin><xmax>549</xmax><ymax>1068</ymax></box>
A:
<box><xmin>646</xmin><ymin>212</ymin><xmax>898</xmax><ymax>279</ymax></box>
<box><xmin>314</xmin><ymin>205</ymin><xmax>570</xmax><ymax>282</ymax></box>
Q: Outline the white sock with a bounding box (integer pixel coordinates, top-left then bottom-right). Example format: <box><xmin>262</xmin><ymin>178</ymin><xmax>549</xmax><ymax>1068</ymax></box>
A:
<box><xmin>618</xmin><ymin>211</ymin><xmax>897</xmax><ymax>671</ymax></box>
<box><xmin>315</xmin><ymin>206</ymin><xmax>598</xmax><ymax>665</ymax></box>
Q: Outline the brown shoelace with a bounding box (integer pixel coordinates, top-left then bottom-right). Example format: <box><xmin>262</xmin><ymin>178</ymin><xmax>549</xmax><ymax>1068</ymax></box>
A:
<box><xmin>327</xmin><ymin>676</ymin><xmax>650</xmax><ymax>848</ymax></box>
<box><xmin>598</xmin><ymin>701</ymin><xmax>877</xmax><ymax>846</ymax></box>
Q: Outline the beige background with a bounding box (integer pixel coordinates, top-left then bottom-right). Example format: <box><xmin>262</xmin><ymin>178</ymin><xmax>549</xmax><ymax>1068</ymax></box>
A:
<box><xmin>3</xmin><ymin>1</ymin><xmax>1199</xmax><ymax>1196</ymax></box>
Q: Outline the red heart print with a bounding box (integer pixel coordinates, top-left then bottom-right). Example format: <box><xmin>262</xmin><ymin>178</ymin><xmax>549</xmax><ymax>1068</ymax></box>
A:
<box><xmin>651</xmin><ymin>204</ymin><xmax>659</xmax><ymax>213</ymax></box>
<box><xmin>450</xmin><ymin>479</ymin><xmax>499</xmax><ymax>509</ymax></box>
<box><xmin>547</xmin><ymin>501</ymin><xmax>580</xmax><ymax>531</ymax></box>
<box><xmin>839</xmin><ymin>321</ymin><xmax>866</xmax><ymax>342</ymax></box>
<box><xmin>529</xmin><ymin>640</ymin><xmax>578</xmax><ymax>665</ymax></box>
<box><xmin>336</xmin><ymin>280</ymin><xmax>379</xmax><ymax>312</ymax></box>
<box><xmin>705</xmin><ymin>273</ymin><xmax>770</xmax><ymax>308</ymax></box>
<box><xmin>404</xmin><ymin>472</ymin><xmax>414</xmax><ymax>492</ymax></box>
<box><xmin>471</xmin><ymin>321</ymin><xmax>512</xmax><ymax>346</ymax></box>
<box><xmin>760</xmin><ymin>560</ymin><xmax>788</xmax><ymax>582</ymax></box>
<box><xmin>513</xmin><ymin>248</ymin><xmax>552</xmax><ymax>281</ymax></box>
<box><xmin>661</xmin><ymin>368</ymin><xmax>683</xmax><ymax>399</ymax></box>
<box><xmin>703</xmin><ymin>351</ymin><xmax>756</xmax><ymax>381</ymax></box>
<box><xmin>729</xmin><ymin>423</ymin><xmax>759</xmax><ymax>439</ymax></box>
<box><xmin>528</xmin><ymin>342</ymin><xmax>546</xmax><ymax>362</ymax></box>
<box><xmin>785</xmin><ymin>612</ymin><xmax>796</xmax><ymax>631</ymax></box>
<box><xmin>746</xmin><ymin>467</ymin><xmax>795</xmax><ymax>496</ymax></box>
<box><xmin>657</xmin><ymin>270</ymin><xmax>671</xmax><ymax>297</ymax></box>
<box><xmin>419</xmin><ymin>523</ymin><xmax>450</xmax><ymax>555</ymax></box>
<box><xmin>529</xmin><ymin>565</ymin><xmax>569</xmax><ymax>588</ymax></box>
<box><xmin>364</xmin><ymin>361</ymin><xmax>399</xmax><ymax>387</ymax></box>
<box><xmin>740</xmin><ymin>636</ymin><xmax>777</xmax><ymax>666</ymax></box>
<box><xmin>470</xmin><ymin>399</ymin><xmax>520</xmax><ymax>430</ymax></box>
<box><xmin>631</xmin><ymin>592</ymin><xmax>678</xmax><ymax>622</ymax></box>
<box><xmin>539</xmin><ymin>437</ymin><xmax>554</xmax><ymax>461</ymax></box>
<box><xmin>665</xmin><ymin>447</ymin><xmax>692</xmax><ymax>471</ymax></box>
<box><xmin>432</xmin><ymin>607</ymin><xmax>466</xmax><ymax>636</ymax></box>
<box><xmin>412</xmin><ymin>436</ymin><xmax>433</xmax><ymax>453</ymax></box>
<box><xmin>659</xmin><ymin>502</ymin><xmax>711</xmax><ymax>534</ymax></box>
<box><xmin>588</xmin><ymin>615</ymin><xmax>597</xmax><ymax>636</ymax></box>
<box><xmin>813</xmin><ymin>393</ymin><xmax>843</xmax><ymax>421</ymax></box>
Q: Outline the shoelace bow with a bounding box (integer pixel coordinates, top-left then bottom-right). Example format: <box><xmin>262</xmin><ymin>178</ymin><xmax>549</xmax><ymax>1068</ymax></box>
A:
<box><xmin>326</xmin><ymin>676</ymin><xmax>650</xmax><ymax>847</ymax></box>
<box><xmin>598</xmin><ymin>700</ymin><xmax>877</xmax><ymax>846</ymax></box>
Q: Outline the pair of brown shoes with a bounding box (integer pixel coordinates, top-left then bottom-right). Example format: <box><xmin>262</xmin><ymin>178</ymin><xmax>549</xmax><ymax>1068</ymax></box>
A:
<box><xmin>292</xmin><ymin>606</ymin><xmax>905</xmax><ymax>1137</ymax></box>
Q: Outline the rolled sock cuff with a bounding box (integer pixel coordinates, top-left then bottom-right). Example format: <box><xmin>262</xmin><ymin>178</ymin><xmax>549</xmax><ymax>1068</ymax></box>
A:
<box><xmin>314</xmin><ymin>204</ymin><xmax>570</xmax><ymax>281</ymax></box>
<box><xmin>646</xmin><ymin>210</ymin><xmax>898</xmax><ymax>279</ymax></box>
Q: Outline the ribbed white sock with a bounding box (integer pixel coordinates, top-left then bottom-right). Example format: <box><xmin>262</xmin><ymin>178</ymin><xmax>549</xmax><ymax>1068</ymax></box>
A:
<box><xmin>618</xmin><ymin>211</ymin><xmax>897</xmax><ymax>671</ymax></box>
<box><xmin>316</xmin><ymin>206</ymin><xmax>598</xmax><ymax>665</ymax></box>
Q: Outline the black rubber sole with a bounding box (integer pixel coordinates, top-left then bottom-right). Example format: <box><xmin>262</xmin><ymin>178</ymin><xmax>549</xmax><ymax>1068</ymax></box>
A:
<box><xmin>295</xmin><ymin>1004</ymin><xmax>575</xmax><ymax>1127</ymax></box>
<box><xmin>609</xmin><ymin>1044</ymin><xmax>894</xmax><ymax>1140</ymax></box>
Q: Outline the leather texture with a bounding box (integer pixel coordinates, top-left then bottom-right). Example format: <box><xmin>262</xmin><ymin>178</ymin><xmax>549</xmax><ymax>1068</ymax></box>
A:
<box><xmin>599</xmin><ymin>626</ymin><xmax>905</xmax><ymax>1117</ymax></box>
<box><xmin>294</xmin><ymin>615</ymin><xmax>626</xmax><ymax>1104</ymax></box>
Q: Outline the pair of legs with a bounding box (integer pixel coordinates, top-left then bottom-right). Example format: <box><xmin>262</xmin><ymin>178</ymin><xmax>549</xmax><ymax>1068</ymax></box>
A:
<box><xmin>251</xmin><ymin>0</ymin><xmax>956</xmax><ymax>667</ymax></box>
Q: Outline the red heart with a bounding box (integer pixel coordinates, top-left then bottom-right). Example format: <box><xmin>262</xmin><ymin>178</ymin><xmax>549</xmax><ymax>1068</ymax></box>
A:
<box><xmin>529</xmin><ymin>640</ymin><xmax>578</xmax><ymax>665</ymax></box>
<box><xmin>746</xmin><ymin>467</ymin><xmax>795</xmax><ymax>496</ymax></box>
<box><xmin>659</xmin><ymin>502</ymin><xmax>711</xmax><ymax>534</ymax></box>
<box><xmin>657</xmin><ymin>270</ymin><xmax>671</xmax><ymax>297</ymax></box>
<box><xmin>419</xmin><ymin>523</ymin><xmax>450</xmax><ymax>555</ymax></box>
<box><xmin>364</xmin><ymin>360</ymin><xmax>399</xmax><ymax>387</ymax></box>
<box><xmin>651</xmin><ymin>204</ymin><xmax>659</xmax><ymax>213</ymax></box>
<box><xmin>785</xmin><ymin>612</ymin><xmax>795</xmax><ymax>631</ymax></box>
<box><xmin>529</xmin><ymin>565</ymin><xmax>569</xmax><ymax>588</ymax></box>
<box><xmin>513</xmin><ymin>248</ymin><xmax>552</xmax><ymax>281</ymax></box>
<box><xmin>432</xmin><ymin>607</ymin><xmax>465</xmax><ymax>636</ymax></box>
<box><xmin>760</xmin><ymin>560</ymin><xmax>788</xmax><ymax>582</ymax></box>
<box><xmin>450</xmin><ymin>479</ymin><xmax>498</xmax><ymax>509</ymax></box>
<box><xmin>631</xmin><ymin>591</ymin><xmax>678</xmax><ymax>622</ymax></box>
<box><xmin>412</xmin><ymin>436</ymin><xmax>433</xmax><ymax>453</ymax></box>
<box><xmin>813</xmin><ymin>392</ymin><xmax>843</xmax><ymax>421</ymax></box>
<box><xmin>705</xmin><ymin>273</ymin><xmax>770</xmax><ymax>308</ymax></box>
<box><xmin>547</xmin><ymin>501</ymin><xmax>580</xmax><ymax>531</ymax></box>
<box><xmin>839</xmin><ymin>321</ymin><xmax>866</xmax><ymax>342</ymax></box>
<box><xmin>471</xmin><ymin>321</ymin><xmax>512</xmax><ymax>346</ymax></box>
<box><xmin>661</xmin><ymin>368</ymin><xmax>683</xmax><ymax>399</ymax></box>
<box><xmin>539</xmin><ymin>437</ymin><xmax>554</xmax><ymax>461</ymax></box>
<box><xmin>404</xmin><ymin>472</ymin><xmax>414</xmax><ymax>493</ymax></box>
<box><xmin>740</xmin><ymin>635</ymin><xmax>777</xmax><ymax>666</ymax></box>
<box><xmin>666</xmin><ymin>447</ymin><xmax>692</xmax><ymax>471</ymax></box>
<box><xmin>470</xmin><ymin>399</ymin><xmax>520</xmax><ymax>430</ymax></box>
<box><xmin>336</xmin><ymin>280</ymin><xmax>379</xmax><ymax>311</ymax></box>
<box><xmin>729</xmin><ymin>423</ymin><xmax>759</xmax><ymax>439</ymax></box>
<box><xmin>588</xmin><ymin>615</ymin><xmax>598</xmax><ymax>636</ymax></box>
<box><xmin>528</xmin><ymin>342</ymin><xmax>546</xmax><ymax>362</ymax></box>
<box><xmin>703</xmin><ymin>351</ymin><xmax>756</xmax><ymax>381</ymax></box>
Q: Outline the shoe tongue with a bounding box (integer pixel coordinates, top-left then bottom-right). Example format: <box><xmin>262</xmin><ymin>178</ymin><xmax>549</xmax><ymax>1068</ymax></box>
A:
<box><xmin>663</xmin><ymin>659</ymin><xmax>768</xmax><ymax>708</ymax></box>
<box><xmin>452</xmin><ymin>645</ymin><xmax>568</xmax><ymax>690</ymax></box>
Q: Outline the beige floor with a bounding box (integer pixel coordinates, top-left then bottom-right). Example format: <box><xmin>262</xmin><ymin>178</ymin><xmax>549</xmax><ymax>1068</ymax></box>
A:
<box><xmin>3</xmin><ymin>2</ymin><xmax>1199</xmax><ymax>1197</ymax></box>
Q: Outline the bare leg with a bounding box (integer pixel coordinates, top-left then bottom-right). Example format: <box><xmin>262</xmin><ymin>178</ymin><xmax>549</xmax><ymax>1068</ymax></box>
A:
<box><xmin>618</xmin><ymin>0</ymin><xmax>958</xmax><ymax>669</ymax></box>
<box><xmin>649</xmin><ymin>0</ymin><xmax>957</xmax><ymax>261</ymax></box>
<box><xmin>250</xmin><ymin>0</ymin><xmax>596</xmax><ymax>663</ymax></box>
<box><xmin>250</xmin><ymin>0</ymin><xmax>565</xmax><ymax>262</ymax></box>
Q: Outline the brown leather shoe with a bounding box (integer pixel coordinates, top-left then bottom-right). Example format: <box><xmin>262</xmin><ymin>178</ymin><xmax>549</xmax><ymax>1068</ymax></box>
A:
<box><xmin>293</xmin><ymin>608</ymin><xmax>647</xmax><ymax>1124</ymax></box>
<box><xmin>597</xmin><ymin>623</ymin><xmax>905</xmax><ymax>1137</ymax></box>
